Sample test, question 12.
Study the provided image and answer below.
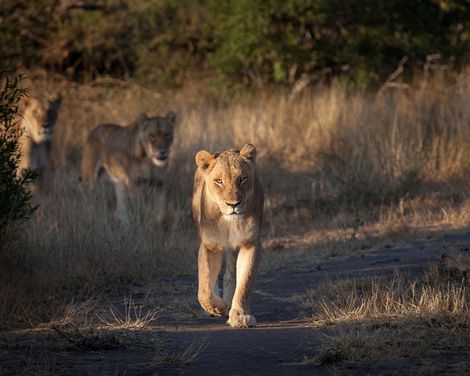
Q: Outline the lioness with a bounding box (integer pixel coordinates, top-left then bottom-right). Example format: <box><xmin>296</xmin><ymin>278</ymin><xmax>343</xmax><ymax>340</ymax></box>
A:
<box><xmin>81</xmin><ymin>111</ymin><xmax>176</xmax><ymax>224</ymax></box>
<box><xmin>18</xmin><ymin>92</ymin><xmax>62</xmax><ymax>178</ymax></box>
<box><xmin>192</xmin><ymin>144</ymin><xmax>264</xmax><ymax>328</ymax></box>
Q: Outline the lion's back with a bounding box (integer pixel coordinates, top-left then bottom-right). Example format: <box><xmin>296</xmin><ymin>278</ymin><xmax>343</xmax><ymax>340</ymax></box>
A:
<box><xmin>86</xmin><ymin>123</ymin><xmax>124</xmax><ymax>144</ymax></box>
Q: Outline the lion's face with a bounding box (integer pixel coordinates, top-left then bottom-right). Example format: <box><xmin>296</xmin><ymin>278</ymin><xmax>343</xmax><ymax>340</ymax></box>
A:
<box><xmin>23</xmin><ymin>93</ymin><xmax>62</xmax><ymax>142</ymax></box>
<box><xmin>196</xmin><ymin>144</ymin><xmax>257</xmax><ymax>220</ymax></box>
<box><xmin>138</xmin><ymin>111</ymin><xmax>176</xmax><ymax>167</ymax></box>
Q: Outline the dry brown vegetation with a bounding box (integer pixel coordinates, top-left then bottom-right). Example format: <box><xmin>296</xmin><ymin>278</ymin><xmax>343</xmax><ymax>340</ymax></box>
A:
<box><xmin>310</xmin><ymin>271</ymin><xmax>469</xmax><ymax>328</ymax></box>
<box><xmin>2</xmin><ymin>68</ymin><xmax>470</xmax><ymax>328</ymax></box>
<box><xmin>303</xmin><ymin>253</ymin><xmax>470</xmax><ymax>372</ymax></box>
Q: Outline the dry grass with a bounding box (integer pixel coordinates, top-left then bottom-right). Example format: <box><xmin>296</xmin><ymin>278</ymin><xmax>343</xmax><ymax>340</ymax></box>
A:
<box><xmin>2</xmin><ymin>68</ymin><xmax>470</xmax><ymax>326</ymax></box>
<box><xmin>310</xmin><ymin>272</ymin><xmax>469</xmax><ymax>327</ymax></box>
<box><xmin>97</xmin><ymin>296</ymin><xmax>159</xmax><ymax>330</ymax></box>
<box><xmin>305</xmin><ymin>256</ymin><xmax>470</xmax><ymax>369</ymax></box>
<box><xmin>154</xmin><ymin>339</ymin><xmax>207</xmax><ymax>367</ymax></box>
<box><xmin>313</xmin><ymin>326</ymin><xmax>429</xmax><ymax>365</ymax></box>
<box><xmin>51</xmin><ymin>325</ymin><xmax>121</xmax><ymax>351</ymax></box>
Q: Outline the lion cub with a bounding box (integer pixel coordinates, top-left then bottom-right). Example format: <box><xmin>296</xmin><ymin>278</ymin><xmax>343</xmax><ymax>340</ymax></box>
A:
<box><xmin>18</xmin><ymin>93</ymin><xmax>62</xmax><ymax>179</ymax></box>
<box><xmin>81</xmin><ymin>111</ymin><xmax>176</xmax><ymax>224</ymax></box>
<box><xmin>192</xmin><ymin>144</ymin><xmax>264</xmax><ymax>328</ymax></box>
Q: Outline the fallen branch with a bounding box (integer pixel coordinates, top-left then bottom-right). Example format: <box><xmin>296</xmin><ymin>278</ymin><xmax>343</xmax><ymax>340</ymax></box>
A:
<box><xmin>376</xmin><ymin>56</ymin><xmax>410</xmax><ymax>97</ymax></box>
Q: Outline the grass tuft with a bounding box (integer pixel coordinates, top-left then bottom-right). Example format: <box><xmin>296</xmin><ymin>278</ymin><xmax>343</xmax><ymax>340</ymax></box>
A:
<box><xmin>97</xmin><ymin>296</ymin><xmax>159</xmax><ymax>330</ymax></box>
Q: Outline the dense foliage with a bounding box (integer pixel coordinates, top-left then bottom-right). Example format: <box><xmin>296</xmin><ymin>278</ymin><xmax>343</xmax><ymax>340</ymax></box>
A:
<box><xmin>1</xmin><ymin>0</ymin><xmax>469</xmax><ymax>89</ymax></box>
<box><xmin>0</xmin><ymin>74</ymin><xmax>36</xmax><ymax>240</ymax></box>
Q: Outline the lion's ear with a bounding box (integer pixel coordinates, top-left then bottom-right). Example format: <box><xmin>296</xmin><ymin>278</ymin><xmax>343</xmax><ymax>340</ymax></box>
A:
<box><xmin>165</xmin><ymin>111</ymin><xmax>176</xmax><ymax>124</ymax></box>
<box><xmin>195</xmin><ymin>150</ymin><xmax>214</xmax><ymax>172</ymax></box>
<box><xmin>48</xmin><ymin>91</ymin><xmax>62</xmax><ymax>105</ymax></box>
<box><xmin>136</xmin><ymin>112</ymin><xmax>149</xmax><ymax>128</ymax></box>
<box><xmin>22</xmin><ymin>95</ymin><xmax>31</xmax><ymax>108</ymax></box>
<box><xmin>240</xmin><ymin>143</ymin><xmax>256</xmax><ymax>162</ymax></box>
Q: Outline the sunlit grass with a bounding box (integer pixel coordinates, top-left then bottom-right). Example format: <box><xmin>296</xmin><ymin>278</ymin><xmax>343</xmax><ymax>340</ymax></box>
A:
<box><xmin>309</xmin><ymin>272</ymin><xmax>469</xmax><ymax>327</ymax></box>
<box><xmin>304</xmin><ymin>258</ymin><xmax>470</xmax><ymax>367</ymax></box>
<box><xmin>97</xmin><ymin>296</ymin><xmax>159</xmax><ymax>330</ymax></box>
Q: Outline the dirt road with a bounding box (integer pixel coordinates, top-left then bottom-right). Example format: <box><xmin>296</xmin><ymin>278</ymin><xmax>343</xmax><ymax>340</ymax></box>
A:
<box><xmin>1</xmin><ymin>231</ymin><xmax>469</xmax><ymax>375</ymax></box>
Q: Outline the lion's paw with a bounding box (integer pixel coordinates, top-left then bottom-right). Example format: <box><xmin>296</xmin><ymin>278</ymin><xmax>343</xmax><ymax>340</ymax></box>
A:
<box><xmin>226</xmin><ymin>313</ymin><xmax>257</xmax><ymax>328</ymax></box>
<box><xmin>200</xmin><ymin>297</ymin><xmax>227</xmax><ymax>317</ymax></box>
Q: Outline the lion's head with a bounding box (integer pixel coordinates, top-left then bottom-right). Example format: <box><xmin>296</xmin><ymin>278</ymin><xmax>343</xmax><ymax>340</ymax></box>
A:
<box><xmin>137</xmin><ymin>111</ymin><xmax>176</xmax><ymax>167</ymax></box>
<box><xmin>23</xmin><ymin>92</ymin><xmax>62</xmax><ymax>142</ymax></box>
<box><xmin>195</xmin><ymin>144</ymin><xmax>257</xmax><ymax>220</ymax></box>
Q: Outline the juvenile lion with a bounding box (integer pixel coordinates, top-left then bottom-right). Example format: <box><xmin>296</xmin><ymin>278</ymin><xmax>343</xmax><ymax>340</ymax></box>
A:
<box><xmin>192</xmin><ymin>144</ymin><xmax>264</xmax><ymax>328</ymax></box>
<box><xmin>81</xmin><ymin>111</ymin><xmax>176</xmax><ymax>224</ymax></box>
<box><xmin>18</xmin><ymin>92</ymin><xmax>62</xmax><ymax>178</ymax></box>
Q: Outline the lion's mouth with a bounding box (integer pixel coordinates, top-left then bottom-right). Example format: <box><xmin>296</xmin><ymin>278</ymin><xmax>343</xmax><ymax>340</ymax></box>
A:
<box><xmin>224</xmin><ymin>208</ymin><xmax>245</xmax><ymax>219</ymax></box>
<box><xmin>154</xmin><ymin>149</ymin><xmax>168</xmax><ymax>161</ymax></box>
<box><xmin>151</xmin><ymin>150</ymin><xmax>169</xmax><ymax>166</ymax></box>
<box><xmin>38</xmin><ymin>129</ymin><xmax>52</xmax><ymax>139</ymax></box>
<box><xmin>224</xmin><ymin>213</ymin><xmax>244</xmax><ymax>220</ymax></box>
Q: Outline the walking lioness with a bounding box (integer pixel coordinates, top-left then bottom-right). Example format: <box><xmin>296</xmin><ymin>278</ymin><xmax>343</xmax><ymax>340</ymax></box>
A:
<box><xmin>192</xmin><ymin>144</ymin><xmax>264</xmax><ymax>328</ymax></box>
<box><xmin>81</xmin><ymin>111</ymin><xmax>176</xmax><ymax>224</ymax></box>
<box><xmin>18</xmin><ymin>92</ymin><xmax>62</xmax><ymax>178</ymax></box>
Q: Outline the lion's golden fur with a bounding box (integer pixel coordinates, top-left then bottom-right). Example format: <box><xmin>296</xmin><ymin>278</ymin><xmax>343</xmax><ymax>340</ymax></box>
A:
<box><xmin>81</xmin><ymin>111</ymin><xmax>176</xmax><ymax>224</ymax></box>
<box><xmin>18</xmin><ymin>92</ymin><xmax>62</xmax><ymax>177</ymax></box>
<box><xmin>192</xmin><ymin>144</ymin><xmax>264</xmax><ymax>328</ymax></box>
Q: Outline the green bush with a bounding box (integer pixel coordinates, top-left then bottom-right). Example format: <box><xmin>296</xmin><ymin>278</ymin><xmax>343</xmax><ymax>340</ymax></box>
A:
<box><xmin>208</xmin><ymin>0</ymin><xmax>470</xmax><ymax>89</ymax></box>
<box><xmin>0</xmin><ymin>74</ymin><xmax>37</xmax><ymax>242</ymax></box>
<box><xmin>0</xmin><ymin>0</ymin><xmax>469</xmax><ymax>89</ymax></box>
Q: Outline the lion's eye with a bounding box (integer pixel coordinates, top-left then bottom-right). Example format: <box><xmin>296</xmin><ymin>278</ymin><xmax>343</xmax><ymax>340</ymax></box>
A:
<box><xmin>214</xmin><ymin>179</ymin><xmax>223</xmax><ymax>185</ymax></box>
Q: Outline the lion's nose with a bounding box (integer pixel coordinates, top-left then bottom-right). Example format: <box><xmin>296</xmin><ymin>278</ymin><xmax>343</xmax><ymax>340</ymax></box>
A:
<box><xmin>225</xmin><ymin>200</ymin><xmax>241</xmax><ymax>209</ymax></box>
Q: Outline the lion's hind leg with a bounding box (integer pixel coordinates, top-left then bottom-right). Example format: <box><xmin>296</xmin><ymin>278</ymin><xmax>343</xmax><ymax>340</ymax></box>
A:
<box><xmin>198</xmin><ymin>244</ymin><xmax>227</xmax><ymax>317</ymax></box>
<box><xmin>81</xmin><ymin>139</ymin><xmax>102</xmax><ymax>188</ymax></box>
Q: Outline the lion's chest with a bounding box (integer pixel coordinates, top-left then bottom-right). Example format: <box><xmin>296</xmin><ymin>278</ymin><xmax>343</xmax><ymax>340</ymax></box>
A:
<box><xmin>130</xmin><ymin>160</ymin><xmax>162</xmax><ymax>183</ymax></box>
<box><xmin>202</xmin><ymin>217</ymin><xmax>256</xmax><ymax>249</ymax></box>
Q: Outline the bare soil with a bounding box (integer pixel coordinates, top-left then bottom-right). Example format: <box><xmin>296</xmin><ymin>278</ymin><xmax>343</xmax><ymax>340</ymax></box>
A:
<box><xmin>1</xmin><ymin>231</ymin><xmax>469</xmax><ymax>375</ymax></box>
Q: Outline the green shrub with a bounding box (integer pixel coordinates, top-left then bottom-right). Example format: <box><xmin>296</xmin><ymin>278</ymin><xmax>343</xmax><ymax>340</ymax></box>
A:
<box><xmin>1</xmin><ymin>0</ymin><xmax>469</xmax><ymax>89</ymax></box>
<box><xmin>208</xmin><ymin>0</ymin><xmax>470</xmax><ymax>89</ymax></box>
<box><xmin>0</xmin><ymin>74</ymin><xmax>37</xmax><ymax>242</ymax></box>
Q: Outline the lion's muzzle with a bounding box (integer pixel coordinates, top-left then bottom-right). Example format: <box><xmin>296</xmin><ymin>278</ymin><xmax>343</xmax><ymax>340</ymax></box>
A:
<box><xmin>222</xmin><ymin>200</ymin><xmax>246</xmax><ymax>219</ymax></box>
<box><xmin>151</xmin><ymin>149</ymin><xmax>170</xmax><ymax>167</ymax></box>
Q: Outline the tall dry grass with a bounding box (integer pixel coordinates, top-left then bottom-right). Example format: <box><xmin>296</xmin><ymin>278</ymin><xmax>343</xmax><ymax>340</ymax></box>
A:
<box><xmin>306</xmin><ymin>264</ymin><xmax>470</xmax><ymax>368</ymax></box>
<box><xmin>2</xmin><ymin>69</ymin><xmax>470</xmax><ymax>327</ymax></box>
<box><xmin>310</xmin><ymin>272</ymin><xmax>469</xmax><ymax>327</ymax></box>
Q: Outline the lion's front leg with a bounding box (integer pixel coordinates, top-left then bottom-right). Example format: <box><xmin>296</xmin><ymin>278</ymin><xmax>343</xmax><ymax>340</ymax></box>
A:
<box><xmin>198</xmin><ymin>243</ymin><xmax>227</xmax><ymax>317</ymax></box>
<box><xmin>114</xmin><ymin>181</ymin><xmax>130</xmax><ymax>225</ymax></box>
<box><xmin>227</xmin><ymin>242</ymin><xmax>262</xmax><ymax>328</ymax></box>
<box><xmin>155</xmin><ymin>188</ymin><xmax>167</xmax><ymax>224</ymax></box>
<box><xmin>223</xmin><ymin>248</ymin><xmax>238</xmax><ymax>308</ymax></box>
<box><xmin>128</xmin><ymin>181</ymin><xmax>146</xmax><ymax>219</ymax></box>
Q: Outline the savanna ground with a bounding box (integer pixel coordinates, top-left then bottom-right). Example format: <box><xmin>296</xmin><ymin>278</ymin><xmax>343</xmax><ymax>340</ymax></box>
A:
<box><xmin>2</xmin><ymin>68</ymin><xmax>470</xmax><ymax>375</ymax></box>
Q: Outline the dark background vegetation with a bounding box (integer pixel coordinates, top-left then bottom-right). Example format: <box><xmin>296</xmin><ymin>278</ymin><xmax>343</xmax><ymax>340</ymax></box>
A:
<box><xmin>0</xmin><ymin>75</ymin><xmax>36</xmax><ymax>244</ymax></box>
<box><xmin>1</xmin><ymin>0</ymin><xmax>469</xmax><ymax>90</ymax></box>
